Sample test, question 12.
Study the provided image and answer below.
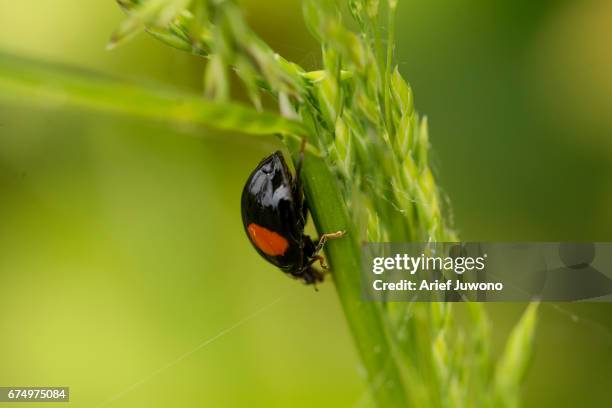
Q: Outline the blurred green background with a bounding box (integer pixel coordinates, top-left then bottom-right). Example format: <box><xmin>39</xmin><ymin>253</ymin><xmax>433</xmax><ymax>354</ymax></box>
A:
<box><xmin>1</xmin><ymin>0</ymin><xmax>611</xmax><ymax>407</ymax></box>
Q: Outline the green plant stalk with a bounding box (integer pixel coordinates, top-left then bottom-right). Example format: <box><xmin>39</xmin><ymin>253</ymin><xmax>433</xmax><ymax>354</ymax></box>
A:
<box><xmin>295</xmin><ymin>144</ymin><xmax>408</xmax><ymax>406</ymax></box>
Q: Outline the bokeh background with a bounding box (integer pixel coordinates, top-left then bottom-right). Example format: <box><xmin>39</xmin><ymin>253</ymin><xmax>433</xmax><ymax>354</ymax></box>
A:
<box><xmin>1</xmin><ymin>0</ymin><xmax>611</xmax><ymax>406</ymax></box>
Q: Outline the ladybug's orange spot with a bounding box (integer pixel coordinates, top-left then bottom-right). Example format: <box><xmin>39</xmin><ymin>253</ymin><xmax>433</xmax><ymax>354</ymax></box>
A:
<box><xmin>247</xmin><ymin>223</ymin><xmax>289</xmax><ymax>256</ymax></box>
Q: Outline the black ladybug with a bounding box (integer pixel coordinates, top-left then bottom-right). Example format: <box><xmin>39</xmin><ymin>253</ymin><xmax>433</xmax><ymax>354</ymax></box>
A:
<box><xmin>241</xmin><ymin>143</ymin><xmax>344</xmax><ymax>285</ymax></box>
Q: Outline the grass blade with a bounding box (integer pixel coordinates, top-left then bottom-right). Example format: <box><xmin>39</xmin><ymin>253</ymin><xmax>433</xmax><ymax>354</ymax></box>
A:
<box><xmin>0</xmin><ymin>52</ymin><xmax>306</xmax><ymax>137</ymax></box>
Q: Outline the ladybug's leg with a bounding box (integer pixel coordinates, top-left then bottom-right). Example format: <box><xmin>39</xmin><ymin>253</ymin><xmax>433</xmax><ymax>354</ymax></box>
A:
<box><xmin>314</xmin><ymin>230</ymin><xmax>346</xmax><ymax>254</ymax></box>
<box><xmin>300</xmin><ymin>194</ymin><xmax>309</xmax><ymax>225</ymax></box>
<box><xmin>304</xmin><ymin>253</ymin><xmax>328</xmax><ymax>270</ymax></box>
<box><xmin>292</xmin><ymin>137</ymin><xmax>308</xmax><ymax>225</ymax></box>
<box><xmin>311</xmin><ymin>255</ymin><xmax>328</xmax><ymax>270</ymax></box>
<box><xmin>302</xmin><ymin>230</ymin><xmax>346</xmax><ymax>271</ymax></box>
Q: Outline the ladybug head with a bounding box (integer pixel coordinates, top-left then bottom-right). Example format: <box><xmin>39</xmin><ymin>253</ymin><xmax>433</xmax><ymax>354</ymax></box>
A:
<box><xmin>301</xmin><ymin>266</ymin><xmax>325</xmax><ymax>285</ymax></box>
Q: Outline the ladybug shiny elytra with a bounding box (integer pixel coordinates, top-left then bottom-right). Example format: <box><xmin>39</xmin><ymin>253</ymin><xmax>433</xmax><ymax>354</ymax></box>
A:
<box><xmin>241</xmin><ymin>142</ymin><xmax>345</xmax><ymax>285</ymax></box>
